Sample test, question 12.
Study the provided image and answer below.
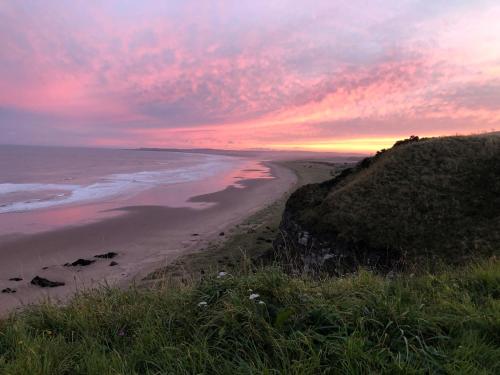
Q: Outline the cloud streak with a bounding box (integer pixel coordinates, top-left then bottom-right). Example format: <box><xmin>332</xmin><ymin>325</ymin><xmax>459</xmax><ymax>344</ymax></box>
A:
<box><xmin>0</xmin><ymin>0</ymin><xmax>499</xmax><ymax>151</ymax></box>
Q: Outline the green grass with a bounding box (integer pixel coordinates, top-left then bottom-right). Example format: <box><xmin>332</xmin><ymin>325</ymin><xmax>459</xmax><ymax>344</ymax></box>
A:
<box><xmin>1</xmin><ymin>259</ymin><xmax>499</xmax><ymax>374</ymax></box>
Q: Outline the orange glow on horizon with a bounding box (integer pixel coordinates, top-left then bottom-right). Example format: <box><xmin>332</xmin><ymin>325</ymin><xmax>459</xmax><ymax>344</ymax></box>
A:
<box><xmin>267</xmin><ymin>137</ymin><xmax>401</xmax><ymax>153</ymax></box>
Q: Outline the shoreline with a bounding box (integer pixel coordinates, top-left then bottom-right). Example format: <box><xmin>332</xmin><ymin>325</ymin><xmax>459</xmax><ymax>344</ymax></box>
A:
<box><xmin>0</xmin><ymin>161</ymin><xmax>297</xmax><ymax>316</ymax></box>
<box><xmin>146</xmin><ymin>159</ymin><xmax>349</xmax><ymax>283</ymax></box>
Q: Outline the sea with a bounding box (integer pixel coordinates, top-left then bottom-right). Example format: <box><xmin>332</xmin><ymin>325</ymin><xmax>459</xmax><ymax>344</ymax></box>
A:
<box><xmin>0</xmin><ymin>145</ymin><xmax>271</xmax><ymax>235</ymax></box>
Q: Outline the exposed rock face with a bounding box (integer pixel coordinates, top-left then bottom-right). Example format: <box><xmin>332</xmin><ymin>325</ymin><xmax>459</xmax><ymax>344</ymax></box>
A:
<box><xmin>274</xmin><ymin>135</ymin><xmax>500</xmax><ymax>275</ymax></box>
<box><xmin>274</xmin><ymin>168</ymin><xmax>401</xmax><ymax>276</ymax></box>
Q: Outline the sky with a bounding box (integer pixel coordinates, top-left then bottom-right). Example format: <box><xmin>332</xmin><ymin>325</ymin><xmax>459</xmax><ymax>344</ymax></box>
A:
<box><xmin>0</xmin><ymin>0</ymin><xmax>499</xmax><ymax>152</ymax></box>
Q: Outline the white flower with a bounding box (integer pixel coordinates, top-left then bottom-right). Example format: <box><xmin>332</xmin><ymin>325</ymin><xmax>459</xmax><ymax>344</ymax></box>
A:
<box><xmin>198</xmin><ymin>301</ymin><xmax>208</xmax><ymax>307</ymax></box>
<box><xmin>258</xmin><ymin>301</ymin><xmax>265</xmax><ymax>305</ymax></box>
<box><xmin>217</xmin><ymin>271</ymin><xmax>228</xmax><ymax>278</ymax></box>
<box><xmin>249</xmin><ymin>293</ymin><xmax>260</xmax><ymax>300</ymax></box>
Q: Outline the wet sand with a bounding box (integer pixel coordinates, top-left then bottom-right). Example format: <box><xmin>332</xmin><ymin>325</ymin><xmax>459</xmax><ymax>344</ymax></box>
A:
<box><xmin>0</xmin><ymin>162</ymin><xmax>297</xmax><ymax>316</ymax></box>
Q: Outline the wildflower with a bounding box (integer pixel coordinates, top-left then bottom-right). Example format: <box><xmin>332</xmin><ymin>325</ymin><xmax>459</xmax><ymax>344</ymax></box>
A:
<box><xmin>249</xmin><ymin>293</ymin><xmax>260</xmax><ymax>300</ymax></box>
<box><xmin>258</xmin><ymin>301</ymin><xmax>265</xmax><ymax>305</ymax></box>
<box><xmin>198</xmin><ymin>301</ymin><xmax>208</xmax><ymax>307</ymax></box>
<box><xmin>217</xmin><ymin>271</ymin><xmax>228</xmax><ymax>278</ymax></box>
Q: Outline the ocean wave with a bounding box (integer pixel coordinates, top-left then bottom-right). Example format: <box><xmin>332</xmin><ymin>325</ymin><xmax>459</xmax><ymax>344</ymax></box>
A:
<box><xmin>0</xmin><ymin>155</ymin><xmax>235</xmax><ymax>213</ymax></box>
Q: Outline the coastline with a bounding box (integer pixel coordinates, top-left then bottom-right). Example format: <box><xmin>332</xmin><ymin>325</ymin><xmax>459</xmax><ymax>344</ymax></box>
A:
<box><xmin>0</xmin><ymin>161</ymin><xmax>297</xmax><ymax>316</ymax></box>
<box><xmin>146</xmin><ymin>158</ymin><xmax>349</xmax><ymax>284</ymax></box>
<box><xmin>1</xmin><ymin>138</ymin><xmax>497</xmax><ymax>373</ymax></box>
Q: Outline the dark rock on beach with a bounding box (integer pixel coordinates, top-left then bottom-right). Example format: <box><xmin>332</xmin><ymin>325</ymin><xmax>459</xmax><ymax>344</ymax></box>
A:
<box><xmin>65</xmin><ymin>258</ymin><xmax>95</xmax><ymax>267</ymax></box>
<box><xmin>109</xmin><ymin>261</ymin><xmax>118</xmax><ymax>266</ymax></box>
<box><xmin>30</xmin><ymin>276</ymin><xmax>65</xmax><ymax>288</ymax></box>
<box><xmin>94</xmin><ymin>252</ymin><xmax>118</xmax><ymax>259</ymax></box>
<box><xmin>1</xmin><ymin>288</ymin><xmax>16</xmax><ymax>293</ymax></box>
<box><xmin>9</xmin><ymin>277</ymin><xmax>23</xmax><ymax>281</ymax></box>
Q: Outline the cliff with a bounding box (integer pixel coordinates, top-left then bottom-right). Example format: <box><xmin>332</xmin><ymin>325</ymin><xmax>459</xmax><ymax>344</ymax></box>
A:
<box><xmin>274</xmin><ymin>134</ymin><xmax>500</xmax><ymax>274</ymax></box>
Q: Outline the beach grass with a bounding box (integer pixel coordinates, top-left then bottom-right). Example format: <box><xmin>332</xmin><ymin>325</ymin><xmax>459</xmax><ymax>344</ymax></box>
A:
<box><xmin>1</xmin><ymin>258</ymin><xmax>499</xmax><ymax>374</ymax></box>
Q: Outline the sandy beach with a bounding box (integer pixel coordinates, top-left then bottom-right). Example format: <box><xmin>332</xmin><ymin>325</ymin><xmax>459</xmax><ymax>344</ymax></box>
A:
<box><xmin>0</xmin><ymin>162</ymin><xmax>297</xmax><ymax>316</ymax></box>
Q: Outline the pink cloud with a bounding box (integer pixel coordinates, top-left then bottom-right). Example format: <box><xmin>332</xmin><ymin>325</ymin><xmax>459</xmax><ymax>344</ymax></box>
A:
<box><xmin>0</xmin><ymin>1</ymin><xmax>499</xmax><ymax>151</ymax></box>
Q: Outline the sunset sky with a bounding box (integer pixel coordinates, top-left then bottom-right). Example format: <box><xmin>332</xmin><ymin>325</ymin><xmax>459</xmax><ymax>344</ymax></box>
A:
<box><xmin>1</xmin><ymin>1</ymin><xmax>499</xmax><ymax>152</ymax></box>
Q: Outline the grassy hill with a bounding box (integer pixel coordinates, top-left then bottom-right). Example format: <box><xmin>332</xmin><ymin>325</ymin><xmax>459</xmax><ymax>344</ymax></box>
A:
<box><xmin>278</xmin><ymin>134</ymin><xmax>500</xmax><ymax>272</ymax></box>
<box><xmin>0</xmin><ymin>261</ymin><xmax>499</xmax><ymax>374</ymax></box>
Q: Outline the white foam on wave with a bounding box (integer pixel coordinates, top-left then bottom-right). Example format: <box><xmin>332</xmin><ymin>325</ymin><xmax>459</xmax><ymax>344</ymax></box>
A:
<box><xmin>0</xmin><ymin>155</ymin><xmax>235</xmax><ymax>214</ymax></box>
<box><xmin>0</xmin><ymin>183</ymin><xmax>79</xmax><ymax>195</ymax></box>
